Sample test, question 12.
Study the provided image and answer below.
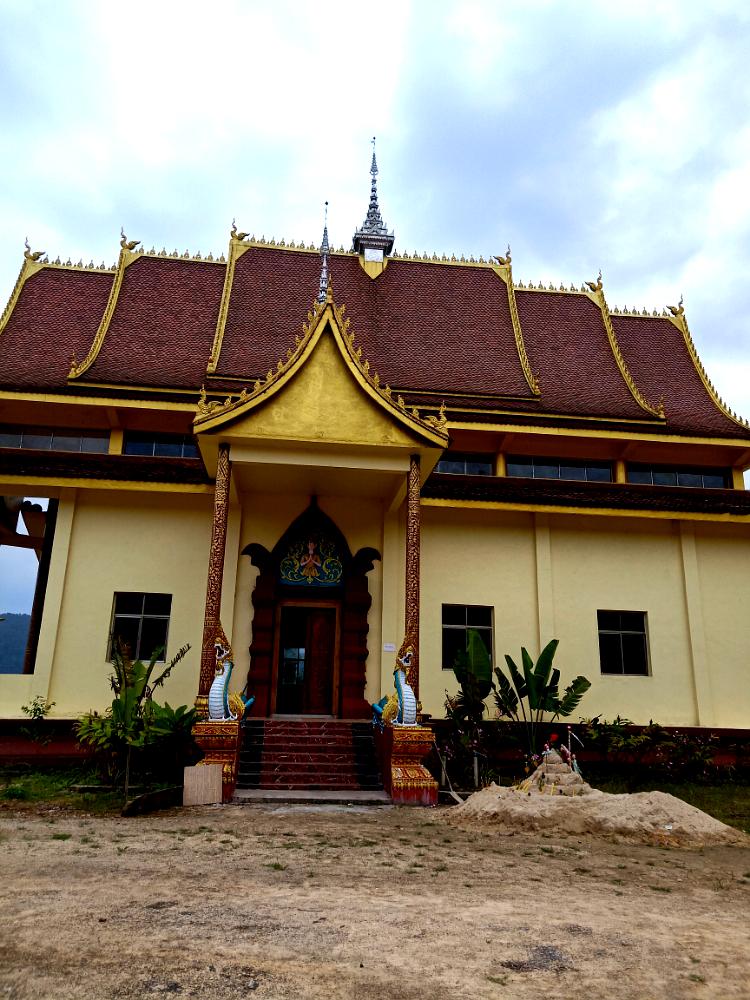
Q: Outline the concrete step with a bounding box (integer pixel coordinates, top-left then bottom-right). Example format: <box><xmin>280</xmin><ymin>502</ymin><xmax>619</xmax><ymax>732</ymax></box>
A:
<box><xmin>232</xmin><ymin>788</ymin><xmax>391</xmax><ymax>805</ymax></box>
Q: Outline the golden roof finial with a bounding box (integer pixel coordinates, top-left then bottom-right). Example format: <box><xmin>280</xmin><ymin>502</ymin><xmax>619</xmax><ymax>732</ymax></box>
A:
<box><xmin>585</xmin><ymin>269</ymin><xmax>603</xmax><ymax>294</ymax></box>
<box><xmin>230</xmin><ymin>218</ymin><xmax>249</xmax><ymax>241</ymax></box>
<box><xmin>495</xmin><ymin>244</ymin><xmax>512</xmax><ymax>266</ymax></box>
<box><xmin>23</xmin><ymin>238</ymin><xmax>45</xmax><ymax>262</ymax></box>
<box><xmin>120</xmin><ymin>227</ymin><xmax>141</xmax><ymax>252</ymax></box>
<box><xmin>325</xmin><ymin>276</ymin><xmax>334</xmax><ymax>304</ymax></box>
<box><xmin>667</xmin><ymin>294</ymin><xmax>685</xmax><ymax>317</ymax></box>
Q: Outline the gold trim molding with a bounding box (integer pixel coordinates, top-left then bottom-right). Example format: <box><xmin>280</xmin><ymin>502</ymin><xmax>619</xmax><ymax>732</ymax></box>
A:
<box><xmin>665</xmin><ymin>299</ymin><xmax>749</xmax><ymax>430</ymax></box>
<box><xmin>492</xmin><ymin>249</ymin><xmax>540</xmax><ymax>396</ymax></box>
<box><xmin>584</xmin><ymin>272</ymin><xmax>664</xmax><ymax>420</ymax></box>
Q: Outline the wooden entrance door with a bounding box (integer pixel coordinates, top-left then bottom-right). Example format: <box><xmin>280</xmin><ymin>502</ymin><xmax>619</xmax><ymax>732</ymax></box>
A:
<box><xmin>275</xmin><ymin>604</ymin><xmax>338</xmax><ymax>715</ymax></box>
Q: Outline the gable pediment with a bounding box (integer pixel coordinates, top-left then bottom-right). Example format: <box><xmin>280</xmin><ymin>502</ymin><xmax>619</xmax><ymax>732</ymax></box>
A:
<box><xmin>194</xmin><ymin>298</ymin><xmax>449</xmax><ymax>453</ymax></box>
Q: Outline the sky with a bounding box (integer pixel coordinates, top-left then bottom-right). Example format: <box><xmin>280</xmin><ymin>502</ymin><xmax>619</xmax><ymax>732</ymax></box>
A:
<box><xmin>1</xmin><ymin>0</ymin><xmax>750</xmax><ymax>610</ymax></box>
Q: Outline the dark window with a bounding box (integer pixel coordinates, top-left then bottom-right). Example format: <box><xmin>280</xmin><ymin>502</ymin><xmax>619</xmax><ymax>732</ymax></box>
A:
<box><xmin>441</xmin><ymin>604</ymin><xmax>493</xmax><ymax>670</ymax></box>
<box><xmin>507</xmin><ymin>456</ymin><xmax>613</xmax><ymax>483</ymax></box>
<box><xmin>436</xmin><ymin>453</ymin><xmax>493</xmax><ymax>476</ymax></box>
<box><xmin>0</xmin><ymin>426</ymin><xmax>109</xmax><ymax>453</ymax></box>
<box><xmin>597</xmin><ymin>610</ymin><xmax>649</xmax><ymax>676</ymax></box>
<box><xmin>123</xmin><ymin>432</ymin><xmax>199</xmax><ymax>459</ymax></box>
<box><xmin>109</xmin><ymin>592</ymin><xmax>172</xmax><ymax>661</ymax></box>
<box><xmin>626</xmin><ymin>464</ymin><xmax>729</xmax><ymax>489</ymax></box>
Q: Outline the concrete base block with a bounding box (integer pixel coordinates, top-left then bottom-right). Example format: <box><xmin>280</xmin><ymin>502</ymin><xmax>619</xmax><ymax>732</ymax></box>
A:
<box><xmin>183</xmin><ymin>764</ymin><xmax>222</xmax><ymax>805</ymax></box>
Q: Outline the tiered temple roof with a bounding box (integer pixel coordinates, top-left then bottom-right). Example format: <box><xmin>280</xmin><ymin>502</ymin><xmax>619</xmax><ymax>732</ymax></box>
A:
<box><xmin>1</xmin><ymin>235</ymin><xmax>747</xmax><ymax>440</ymax></box>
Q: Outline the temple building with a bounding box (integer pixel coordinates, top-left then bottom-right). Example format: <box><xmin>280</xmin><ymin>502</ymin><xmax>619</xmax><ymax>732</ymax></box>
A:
<box><xmin>1</xmin><ymin>148</ymin><xmax>749</xmax><ymax>784</ymax></box>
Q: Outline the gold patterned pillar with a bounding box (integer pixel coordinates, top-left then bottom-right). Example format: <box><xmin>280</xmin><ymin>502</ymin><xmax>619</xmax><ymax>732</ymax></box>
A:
<box><xmin>405</xmin><ymin>453</ymin><xmax>421</xmax><ymax>702</ymax></box>
<box><xmin>197</xmin><ymin>443</ymin><xmax>231</xmax><ymax>713</ymax></box>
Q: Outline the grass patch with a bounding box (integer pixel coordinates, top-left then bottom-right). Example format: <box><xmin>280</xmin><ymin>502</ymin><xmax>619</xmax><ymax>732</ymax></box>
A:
<box><xmin>51</xmin><ymin>832</ymin><xmax>72</xmax><ymax>840</ymax></box>
<box><xmin>0</xmin><ymin>766</ymin><xmax>123</xmax><ymax>814</ymax></box>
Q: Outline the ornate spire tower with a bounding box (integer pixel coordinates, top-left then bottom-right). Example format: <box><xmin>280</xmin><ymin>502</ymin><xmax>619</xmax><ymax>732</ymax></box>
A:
<box><xmin>317</xmin><ymin>201</ymin><xmax>330</xmax><ymax>304</ymax></box>
<box><xmin>352</xmin><ymin>137</ymin><xmax>394</xmax><ymax>262</ymax></box>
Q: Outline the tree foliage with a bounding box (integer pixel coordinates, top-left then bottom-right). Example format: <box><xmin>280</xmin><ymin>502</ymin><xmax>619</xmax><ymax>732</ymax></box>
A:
<box><xmin>76</xmin><ymin>640</ymin><xmax>195</xmax><ymax>796</ymax></box>
<box><xmin>492</xmin><ymin>639</ymin><xmax>591</xmax><ymax>755</ymax></box>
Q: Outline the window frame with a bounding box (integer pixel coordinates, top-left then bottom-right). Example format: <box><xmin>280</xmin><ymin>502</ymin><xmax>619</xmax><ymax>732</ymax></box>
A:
<box><xmin>0</xmin><ymin>425</ymin><xmax>109</xmax><ymax>454</ymax></box>
<box><xmin>122</xmin><ymin>431</ymin><xmax>199</xmax><ymax>459</ymax></box>
<box><xmin>506</xmin><ymin>455</ymin><xmax>613</xmax><ymax>483</ymax></box>
<box><xmin>626</xmin><ymin>463</ymin><xmax>730</xmax><ymax>489</ymax></box>
<box><xmin>107</xmin><ymin>592</ymin><xmax>172</xmax><ymax>663</ymax></box>
<box><xmin>435</xmin><ymin>453</ymin><xmax>494</xmax><ymax>477</ymax></box>
<box><xmin>596</xmin><ymin>609</ymin><xmax>650</xmax><ymax>677</ymax></box>
<box><xmin>441</xmin><ymin>603</ymin><xmax>494</xmax><ymax>671</ymax></box>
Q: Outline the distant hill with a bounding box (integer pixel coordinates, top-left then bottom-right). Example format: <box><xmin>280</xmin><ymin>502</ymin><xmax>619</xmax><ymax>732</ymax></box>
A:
<box><xmin>0</xmin><ymin>613</ymin><xmax>31</xmax><ymax>673</ymax></box>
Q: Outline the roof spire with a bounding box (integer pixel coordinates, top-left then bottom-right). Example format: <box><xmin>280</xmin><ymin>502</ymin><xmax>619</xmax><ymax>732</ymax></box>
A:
<box><xmin>352</xmin><ymin>136</ymin><xmax>394</xmax><ymax>259</ymax></box>
<box><xmin>317</xmin><ymin>201</ymin><xmax>330</xmax><ymax>304</ymax></box>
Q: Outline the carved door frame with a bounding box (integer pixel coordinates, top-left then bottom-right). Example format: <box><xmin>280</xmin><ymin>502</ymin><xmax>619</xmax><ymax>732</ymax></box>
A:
<box><xmin>271</xmin><ymin>598</ymin><xmax>341</xmax><ymax>716</ymax></box>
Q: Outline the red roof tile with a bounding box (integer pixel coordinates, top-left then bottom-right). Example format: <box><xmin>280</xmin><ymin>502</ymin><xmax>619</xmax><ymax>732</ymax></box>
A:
<box><xmin>515</xmin><ymin>290</ymin><xmax>651</xmax><ymax>420</ymax></box>
<box><xmin>0</xmin><ymin>267</ymin><xmax>113</xmax><ymax>389</ymax></box>
<box><xmin>612</xmin><ymin>314</ymin><xmax>744</xmax><ymax>437</ymax></box>
<box><xmin>84</xmin><ymin>257</ymin><xmax>225</xmax><ymax>387</ymax></box>
<box><xmin>2</xmin><ymin>245</ymin><xmax>747</xmax><ymax>441</ymax></box>
<box><xmin>218</xmin><ymin>250</ymin><xmax>534</xmax><ymax>397</ymax></box>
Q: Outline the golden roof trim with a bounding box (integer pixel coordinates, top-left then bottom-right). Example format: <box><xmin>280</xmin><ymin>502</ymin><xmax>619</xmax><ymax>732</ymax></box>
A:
<box><xmin>491</xmin><ymin>249</ymin><xmax>540</xmax><ymax>397</ymax></box>
<box><xmin>0</xmin><ymin>243</ymin><xmax>116</xmax><ymax>338</ymax></box>
<box><xmin>585</xmin><ymin>273</ymin><xmax>664</xmax><ymax>420</ymax></box>
<box><xmin>194</xmin><ymin>282</ymin><xmax>449</xmax><ymax>445</ymax></box>
<box><xmin>68</xmin><ymin>245</ymin><xmax>135</xmax><ymax>380</ymax></box>
<box><xmin>666</xmin><ymin>299</ymin><xmax>750</xmax><ymax>430</ymax></box>
<box><xmin>206</xmin><ymin>235</ymin><xmax>248</xmax><ymax>374</ymax></box>
<box><xmin>0</xmin><ymin>256</ymin><xmax>38</xmax><ymax>337</ymax></box>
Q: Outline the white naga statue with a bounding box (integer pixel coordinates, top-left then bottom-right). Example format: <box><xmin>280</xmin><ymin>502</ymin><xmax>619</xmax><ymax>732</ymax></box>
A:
<box><xmin>207</xmin><ymin>629</ymin><xmax>255</xmax><ymax>721</ymax></box>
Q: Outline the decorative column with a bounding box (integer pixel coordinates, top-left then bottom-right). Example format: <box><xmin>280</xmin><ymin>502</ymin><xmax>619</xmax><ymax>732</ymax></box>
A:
<box><xmin>373</xmin><ymin>451</ymin><xmax>437</xmax><ymax>805</ymax></box>
<box><xmin>405</xmin><ymin>452</ymin><xmax>421</xmax><ymax>701</ymax></box>
<box><xmin>196</xmin><ymin>443</ymin><xmax>232</xmax><ymax>714</ymax></box>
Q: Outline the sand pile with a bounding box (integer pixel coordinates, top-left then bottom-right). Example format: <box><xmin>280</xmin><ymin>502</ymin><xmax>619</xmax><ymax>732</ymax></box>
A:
<box><xmin>443</xmin><ymin>781</ymin><xmax>747</xmax><ymax>848</ymax></box>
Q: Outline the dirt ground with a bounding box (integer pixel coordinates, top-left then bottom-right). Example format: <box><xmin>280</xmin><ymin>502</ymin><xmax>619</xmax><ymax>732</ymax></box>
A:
<box><xmin>1</xmin><ymin>802</ymin><xmax>749</xmax><ymax>1000</ymax></box>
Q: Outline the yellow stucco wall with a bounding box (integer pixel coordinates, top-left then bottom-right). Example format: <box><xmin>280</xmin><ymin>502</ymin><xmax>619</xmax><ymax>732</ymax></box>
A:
<box><xmin>37</xmin><ymin>490</ymin><xmax>212</xmax><ymax>716</ymax></box>
<box><xmin>419</xmin><ymin>506</ymin><xmax>750</xmax><ymax>728</ymax></box>
<box><xmin>2</xmin><ymin>485</ymin><xmax>749</xmax><ymax>731</ymax></box>
<box><xmin>695</xmin><ymin>524</ymin><xmax>750</xmax><ymax>729</ymax></box>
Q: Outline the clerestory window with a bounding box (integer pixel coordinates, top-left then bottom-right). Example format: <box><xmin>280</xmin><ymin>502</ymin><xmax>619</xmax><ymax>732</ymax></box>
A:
<box><xmin>506</xmin><ymin>455</ymin><xmax>612</xmax><ymax>482</ymax></box>
<box><xmin>436</xmin><ymin>453</ymin><xmax>494</xmax><ymax>476</ymax></box>
<box><xmin>123</xmin><ymin>432</ymin><xmax>199</xmax><ymax>459</ymax></box>
<box><xmin>626</xmin><ymin>464</ymin><xmax>729</xmax><ymax>489</ymax></box>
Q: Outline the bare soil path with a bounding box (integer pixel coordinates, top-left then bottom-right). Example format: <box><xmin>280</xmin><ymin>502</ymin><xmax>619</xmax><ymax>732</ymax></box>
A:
<box><xmin>1</xmin><ymin>803</ymin><xmax>749</xmax><ymax>999</ymax></box>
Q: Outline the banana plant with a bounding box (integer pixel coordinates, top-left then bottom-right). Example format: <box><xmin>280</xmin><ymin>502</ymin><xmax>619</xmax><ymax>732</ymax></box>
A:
<box><xmin>493</xmin><ymin>639</ymin><xmax>591</xmax><ymax>755</ymax></box>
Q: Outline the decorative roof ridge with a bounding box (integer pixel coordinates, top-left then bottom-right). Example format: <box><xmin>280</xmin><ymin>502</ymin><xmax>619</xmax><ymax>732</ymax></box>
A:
<box><xmin>195</xmin><ymin>283</ymin><xmax>449</xmax><ymax>443</ymax></box>
<box><xmin>610</xmin><ymin>304</ymin><xmax>672</xmax><ymax>318</ymax></box>
<box><xmin>137</xmin><ymin>247</ymin><xmax>226</xmax><ymax>264</ymax></box>
<box><xmin>514</xmin><ymin>280</ymin><xmax>589</xmax><ymax>294</ymax></box>
<box><xmin>389</xmin><ymin>249</ymin><xmax>493</xmax><ymax>267</ymax></box>
<box><xmin>584</xmin><ymin>272</ymin><xmax>664</xmax><ymax>420</ymax></box>
<box><xmin>225</xmin><ymin>227</ymin><xmax>358</xmax><ymax>256</ymax></box>
<box><xmin>665</xmin><ymin>298</ymin><xmax>750</xmax><ymax>430</ymax></box>
<box><xmin>491</xmin><ymin>248</ymin><xmax>540</xmax><ymax>397</ymax></box>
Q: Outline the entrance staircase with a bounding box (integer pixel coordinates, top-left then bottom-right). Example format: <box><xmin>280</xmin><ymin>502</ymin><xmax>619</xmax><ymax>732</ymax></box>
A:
<box><xmin>234</xmin><ymin>719</ymin><xmax>386</xmax><ymax>800</ymax></box>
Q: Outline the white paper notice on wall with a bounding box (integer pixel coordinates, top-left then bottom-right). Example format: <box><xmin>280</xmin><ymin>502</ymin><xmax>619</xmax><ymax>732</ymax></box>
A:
<box><xmin>383</xmin><ymin>643</ymin><xmax>396</xmax><ymax>652</ymax></box>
